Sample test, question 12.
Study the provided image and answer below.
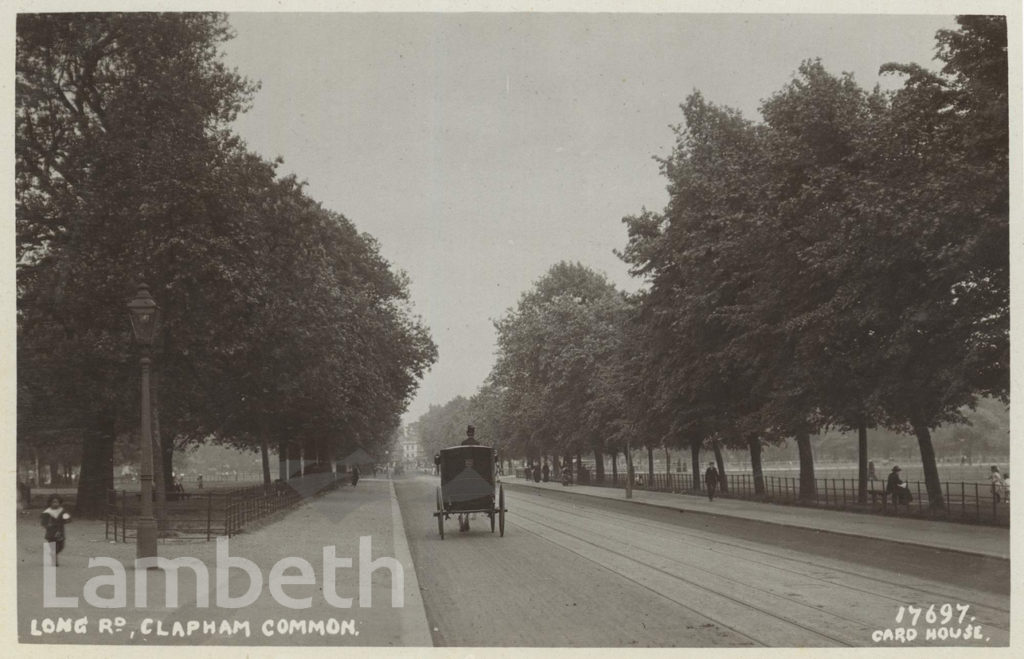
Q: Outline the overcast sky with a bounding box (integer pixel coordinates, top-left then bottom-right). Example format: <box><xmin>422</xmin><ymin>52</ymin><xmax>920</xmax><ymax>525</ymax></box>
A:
<box><xmin>218</xmin><ymin>11</ymin><xmax>957</xmax><ymax>425</ymax></box>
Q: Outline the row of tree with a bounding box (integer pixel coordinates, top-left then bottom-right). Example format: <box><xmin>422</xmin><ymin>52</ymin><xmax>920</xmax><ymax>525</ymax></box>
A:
<box><xmin>16</xmin><ymin>13</ymin><xmax>437</xmax><ymax>516</ymax></box>
<box><xmin>415</xmin><ymin>16</ymin><xmax>1008</xmax><ymax>509</ymax></box>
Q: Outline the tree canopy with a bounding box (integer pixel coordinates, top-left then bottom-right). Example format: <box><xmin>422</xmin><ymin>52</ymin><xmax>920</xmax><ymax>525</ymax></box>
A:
<box><xmin>16</xmin><ymin>13</ymin><xmax>437</xmax><ymax>514</ymax></box>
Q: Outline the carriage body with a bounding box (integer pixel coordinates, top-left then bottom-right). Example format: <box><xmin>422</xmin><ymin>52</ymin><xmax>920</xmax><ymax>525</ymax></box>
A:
<box><xmin>433</xmin><ymin>444</ymin><xmax>505</xmax><ymax>538</ymax></box>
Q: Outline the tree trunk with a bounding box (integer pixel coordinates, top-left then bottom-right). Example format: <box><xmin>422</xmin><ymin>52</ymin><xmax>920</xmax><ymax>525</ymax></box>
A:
<box><xmin>713</xmin><ymin>439</ymin><xmax>727</xmax><ymax>494</ymax></box>
<box><xmin>748</xmin><ymin>434</ymin><xmax>765</xmax><ymax>495</ymax></box>
<box><xmin>593</xmin><ymin>448</ymin><xmax>605</xmax><ymax>483</ymax></box>
<box><xmin>75</xmin><ymin>408</ymin><xmax>115</xmax><ymax>518</ymax></box>
<box><xmin>279</xmin><ymin>441</ymin><xmax>289</xmax><ymax>480</ymax></box>
<box><xmin>48</xmin><ymin>462</ymin><xmax>60</xmax><ymax>486</ymax></box>
<box><xmin>690</xmin><ymin>440</ymin><xmax>701</xmax><ymax>491</ymax></box>
<box><xmin>795</xmin><ymin>429</ymin><xmax>816</xmax><ymax>501</ymax></box>
<box><xmin>913</xmin><ymin>422</ymin><xmax>945</xmax><ymax>510</ymax></box>
<box><xmin>647</xmin><ymin>445</ymin><xmax>654</xmax><ymax>481</ymax></box>
<box><xmin>261</xmin><ymin>436</ymin><xmax>272</xmax><ymax>485</ymax></box>
<box><xmin>610</xmin><ymin>451</ymin><xmax>618</xmax><ymax>484</ymax></box>
<box><xmin>625</xmin><ymin>441</ymin><xmax>634</xmax><ymax>498</ymax></box>
<box><xmin>857</xmin><ymin>421</ymin><xmax>868</xmax><ymax>504</ymax></box>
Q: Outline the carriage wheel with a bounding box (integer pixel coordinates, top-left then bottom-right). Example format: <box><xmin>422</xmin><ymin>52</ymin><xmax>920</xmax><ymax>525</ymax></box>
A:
<box><xmin>436</xmin><ymin>487</ymin><xmax>444</xmax><ymax>540</ymax></box>
<box><xmin>498</xmin><ymin>484</ymin><xmax>505</xmax><ymax>537</ymax></box>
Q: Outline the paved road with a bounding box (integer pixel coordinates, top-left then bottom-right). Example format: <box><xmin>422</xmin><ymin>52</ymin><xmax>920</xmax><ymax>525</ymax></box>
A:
<box><xmin>395</xmin><ymin>476</ymin><xmax>1009</xmax><ymax>648</ymax></box>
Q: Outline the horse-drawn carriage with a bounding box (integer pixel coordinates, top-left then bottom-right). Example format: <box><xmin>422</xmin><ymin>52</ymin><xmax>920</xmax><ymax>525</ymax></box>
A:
<box><xmin>433</xmin><ymin>444</ymin><xmax>505</xmax><ymax>539</ymax></box>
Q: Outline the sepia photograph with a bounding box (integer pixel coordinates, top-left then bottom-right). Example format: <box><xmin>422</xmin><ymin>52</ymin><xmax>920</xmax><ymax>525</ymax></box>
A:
<box><xmin>9</xmin><ymin>0</ymin><xmax>1018</xmax><ymax>652</ymax></box>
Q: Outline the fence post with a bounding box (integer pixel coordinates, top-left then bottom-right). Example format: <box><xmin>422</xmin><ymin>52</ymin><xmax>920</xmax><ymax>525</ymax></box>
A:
<box><xmin>121</xmin><ymin>490</ymin><xmax>127</xmax><ymax>543</ymax></box>
<box><xmin>206</xmin><ymin>492</ymin><xmax>213</xmax><ymax>541</ymax></box>
<box><xmin>961</xmin><ymin>482</ymin><xmax>966</xmax><ymax>520</ymax></box>
<box><xmin>975</xmin><ymin>483</ymin><xmax>980</xmax><ymax>521</ymax></box>
<box><xmin>226</xmin><ymin>492</ymin><xmax>233</xmax><ymax>537</ymax></box>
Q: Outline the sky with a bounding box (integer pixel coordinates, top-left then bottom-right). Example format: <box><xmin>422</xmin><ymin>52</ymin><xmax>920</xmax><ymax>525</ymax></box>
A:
<box><xmin>217</xmin><ymin>11</ymin><xmax>958</xmax><ymax>426</ymax></box>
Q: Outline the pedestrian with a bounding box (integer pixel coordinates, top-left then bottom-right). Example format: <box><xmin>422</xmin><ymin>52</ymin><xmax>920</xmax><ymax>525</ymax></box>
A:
<box><xmin>18</xmin><ymin>480</ymin><xmax>31</xmax><ymax>515</ymax></box>
<box><xmin>886</xmin><ymin>466</ymin><xmax>911</xmax><ymax>505</ymax></box>
<box><xmin>867</xmin><ymin>461</ymin><xmax>877</xmax><ymax>481</ymax></box>
<box><xmin>541</xmin><ymin>461</ymin><xmax>550</xmax><ymax>482</ymax></box>
<box><xmin>197</xmin><ymin>475</ymin><xmax>203</xmax><ymax>490</ymax></box>
<box><xmin>704</xmin><ymin>462</ymin><xmax>719</xmax><ymax>501</ymax></box>
<box><xmin>40</xmin><ymin>495</ymin><xmax>71</xmax><ymax>566</ymax></box>
<box><xmin>351</xmin><ymin>465</ymin><xmax>360</xmax><ymax>487</ymax></box>
<box><xmin>533</xmin><ymin>463</ymin><xmax>541</xmax><ymax>483</ymax></box>
<box><xmin>990</xmin><ymin>465</ymin><xmax>1006</xmax><ymax>504</ymax></box>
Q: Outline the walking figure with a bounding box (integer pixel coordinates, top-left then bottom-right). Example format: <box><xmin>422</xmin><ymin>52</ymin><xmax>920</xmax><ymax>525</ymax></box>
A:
<box><xmin>351</xmin><ymin>465</ymin><xmax>360</xmax><ymax>487</ymax></box>
<box><xmin>990</xmin><ymin>465</ymin><xmax>1006</xmax><ymax>504</ymax></box>
<box><xmin>41</xmin><ymin>495</ymin><xmax>71</xmax><ymax>566</ymax></box>
<box><xmin>704</xmin><ymin>462</ymin><xmax>720</xmax><ymax>501</ymax></box>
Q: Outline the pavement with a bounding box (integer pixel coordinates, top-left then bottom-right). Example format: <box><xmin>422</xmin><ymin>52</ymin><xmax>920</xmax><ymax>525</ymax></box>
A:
<box><xmin>15</xmin><ymin>477</ymin><xmax>432</xmax><ymax>646</ymax></box>
<box><xmin>502</xmin><ymin>476</ymin><xmax>1010</xmax><ymax>560</ymax></box>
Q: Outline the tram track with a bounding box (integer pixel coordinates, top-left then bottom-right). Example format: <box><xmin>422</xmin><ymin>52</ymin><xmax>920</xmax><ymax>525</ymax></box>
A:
<box><xmin>514</xmin><ymin>489</ymin><xmax>1010</xmax><ymax>621</ymax></box>
<box><xmin>506</xmin><ymin>488</ymin><xmax>1009</xmax><ymax>646</ymax></box>
<box><xmin>510</xmin><ymin>500</ymin><xmax>856</xmax><ymax>646</ymax></box>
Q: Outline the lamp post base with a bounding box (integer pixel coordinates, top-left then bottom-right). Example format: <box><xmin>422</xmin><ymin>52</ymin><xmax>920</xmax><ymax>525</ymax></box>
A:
<box><xmin>136</xmin><ymin>516</ymin><xmax>158</xmax><ymax>559</ymax></box>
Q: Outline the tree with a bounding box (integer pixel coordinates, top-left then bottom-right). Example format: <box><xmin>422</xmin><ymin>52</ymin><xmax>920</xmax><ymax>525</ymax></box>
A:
<box><xmin>490</xmin><ymin>262</ymin><xmax>629</xmax><ymax>470</ymax></box>
<box><xmin>17</xmin><ymin>14</ymin><xmax>438</xmax><ymax>515</ymax></box>
<box><xmin>863</xmin><ymin>15</ymin><xmax>1008</xmax><ymax>508</ymax></box>
<box><xmin>17</xmin><ymin>13</ymin><xmax>258</xmax><ymax>515</ymax></box>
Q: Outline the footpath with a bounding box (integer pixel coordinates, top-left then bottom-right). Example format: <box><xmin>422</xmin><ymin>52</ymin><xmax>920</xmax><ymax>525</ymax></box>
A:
<box><xmin>504</xmin><ymin>476</ymin><xmax>1010</xmax><ymax>560</ymax></box>
<box><xmin>14</xmin><ymin>478</ymin><xmax>432</xmax><ymax>647</ymax></box>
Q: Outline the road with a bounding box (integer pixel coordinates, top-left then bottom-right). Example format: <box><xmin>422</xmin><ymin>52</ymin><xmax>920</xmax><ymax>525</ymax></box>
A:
<box><xmin>394</xmin><ymin>475</ymin><xmax>1010</xmax><ymax>648</ymax></box>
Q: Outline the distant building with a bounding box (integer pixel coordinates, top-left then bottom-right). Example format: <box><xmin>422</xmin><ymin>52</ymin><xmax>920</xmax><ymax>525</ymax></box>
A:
<box><xmin>401</xmin><ymin>425</ymin><xmax>423</xmax><ymax>466</ymax></box>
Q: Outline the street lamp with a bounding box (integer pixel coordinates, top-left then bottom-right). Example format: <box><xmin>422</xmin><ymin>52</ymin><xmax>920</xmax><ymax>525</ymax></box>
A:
<box><xmin>128</xmin><ymin>283</ymin><xmax>160</xmax><ymax>559</ymax></box>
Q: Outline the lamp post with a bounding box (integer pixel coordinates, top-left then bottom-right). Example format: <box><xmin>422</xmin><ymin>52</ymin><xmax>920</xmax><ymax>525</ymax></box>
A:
<box><xmin>128</xmin><ymin>284</ymin><xmax>160</xmax><ymax>559</ymax></box>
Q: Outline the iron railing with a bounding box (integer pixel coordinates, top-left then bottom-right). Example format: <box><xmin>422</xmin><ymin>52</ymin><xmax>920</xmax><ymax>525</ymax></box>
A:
<box><xmin>513</xmin><ymin>469</ymin><xmax>1009</xmax><ymax>526</ymax></box>
<box><xmin>105</xmin><ymin>472</ymin><xmax>342</xmax><ymax>542</ymax></box>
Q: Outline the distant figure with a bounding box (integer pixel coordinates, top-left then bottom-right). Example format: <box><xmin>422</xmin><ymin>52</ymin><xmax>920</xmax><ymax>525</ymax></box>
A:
<box><xmin>704</xmin><ymin>462</ymin><xmax>720</xmax><ymax>501</ymax></box>
<box><xmin>541</xmin><ymin>462</ymin><xmax>550</xmax><ymax>482</ymax></box>
<box><xmin>461</xmin><ymin>425</ymin><xmax>480</xmax><ymax>446</ymax></box>
<box><xmin>532</xmin><ymin>463</ymin><xmax>541</xmax><ymax>483</ymax></box>
<box><xmin>40</xmin><ymin>495</ymin><xmax>71</xmax><ymax>567</ymax></box>
<box><xmin>1003</xmin><ymin>471</ymin><xmax>1010</xmax><ymax>503</ymax></box>
<box><xmin>886</xmin><ymin>466</ymin><xmax>912</xmax><ymax>505</ymax></box>
<box><xmin>197</xmin><ymin>475</ymin><xmax>203</xmax><ymax>490</ymax></box>
<box><xmin>990</xmin><ymin>466</ymin><xmax>1006</xmax><ymax>504</ymax></box>
<box><xmin>867</xmin><ymin>461</ymin><xmax>877</xmax><ymax>481</ymax></box>
<box><xmin>433</xmin><ymin>454</ymin><xmax>440</xmax><ymax>476</ymax></box>
<box><xmin>351</xmin><ymin>465</ymin><xmax>360</xmax><ymax>487</ymax></box>
<box><xmin>17</xmin><ymin>480</ymin><xmax>31</xmax><ymax>514</ymax></box>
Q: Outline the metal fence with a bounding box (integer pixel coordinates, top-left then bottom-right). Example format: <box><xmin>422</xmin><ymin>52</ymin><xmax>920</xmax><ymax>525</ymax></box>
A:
<box><xmin>105</xmin><ymin>472</ymin><xmax>342</xmax><ymax>542</ymax></box>
<box><xmin>514</xmin><ymin>469</ymin><xmax>1009</xmax><ymax>526</ymax></box>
